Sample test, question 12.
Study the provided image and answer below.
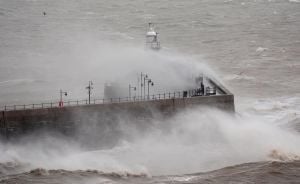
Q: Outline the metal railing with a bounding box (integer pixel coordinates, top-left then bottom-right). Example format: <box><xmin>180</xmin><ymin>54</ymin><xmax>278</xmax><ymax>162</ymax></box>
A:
<box><xmin>0</xmin><ymin>88</ymin><xmax>217</xmax><ymax>112</ymax></box>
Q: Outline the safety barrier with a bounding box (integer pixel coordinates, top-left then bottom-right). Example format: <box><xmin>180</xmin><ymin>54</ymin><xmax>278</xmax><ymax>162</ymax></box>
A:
<box><xmin>0</xmin><ymin>88</ymin><xmax>217</xmax><ymax>111</ymax></box>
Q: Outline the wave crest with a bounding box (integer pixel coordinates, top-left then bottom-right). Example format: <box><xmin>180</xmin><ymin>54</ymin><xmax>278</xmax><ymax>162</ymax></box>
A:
<box><xmin>268</xmin><ymin>149</ymin><xmax>300</xmax><ymax>162</ymax></box>
<box><xmin>27</xmin><ymin>168</ymin><xmax>149</xmax><ymax>178</ymax></box>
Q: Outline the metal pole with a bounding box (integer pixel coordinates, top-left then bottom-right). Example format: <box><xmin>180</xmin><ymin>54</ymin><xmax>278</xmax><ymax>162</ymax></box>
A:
<box><xmin>129</xmin><ymin>84</ymin><xmax>131</xmax><ymax>100</ymax></box>
<box><xmin>147</xmin><ymin>81</ymin><xmax>150</xmax><ymax>99</ymax></box>
<box><xmin>60</xmin><ymin>89</ymin><xmax>62</xmax><ymax>103</ymax></box>
<box><xmin>144</xmin><ymin>77</ymin><xmax>146</xmax><ymax>99</ymax></box>
<box><xmin>140</xmin><ymin>72</ymin><xmax>143</xmax><ymax>98</ymax></box>
<box><xmin>88</xmin><ymin>87</ymin><xmax>91</xmax><ymax>104</ymax></box>
<box><xmin>88</xmin><ymin>81</ymin><xmax>91</xmax><ymax>104</ymax></box>
<box><xmin>86</xmin><ymin>81</ymin><xmax>93</xmax><ymax>104</ymax></box>
<box><xmin>140</xmin><ymin>73</ymin><xmax>147</xmax><ymax>99</ymax></box>
<box><xmin>137</xmin><ymin>74</ymin><xmax>140</xmax><ymax>100</ymax></box>
<box><xmin>59</xmin><ymin>89</ymin><xmax>67</xmax><ymax>107</ymax></box>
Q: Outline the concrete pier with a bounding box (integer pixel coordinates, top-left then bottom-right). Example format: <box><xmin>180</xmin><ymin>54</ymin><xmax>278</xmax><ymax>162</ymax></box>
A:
<box><xmin>0</xmin><ymin>94</ymin><xmax>234</xmax><ymax>141</ymax></box>
<box><xmin>0</xmin><ymin>76</ymin><xmax>234</xmax><ymax>146</ymax></box>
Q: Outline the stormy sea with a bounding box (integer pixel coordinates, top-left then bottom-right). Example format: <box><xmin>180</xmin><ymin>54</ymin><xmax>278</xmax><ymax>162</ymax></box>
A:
<box><xmin>0</xmin><ymin>0</ymin><xmax>300</xmax><ymax>183</ymax></box>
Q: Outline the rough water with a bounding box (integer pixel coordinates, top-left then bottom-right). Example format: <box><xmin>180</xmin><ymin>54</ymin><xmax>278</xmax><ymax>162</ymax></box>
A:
<box><xmin>0</xmin><ymin>0</ymin><xmax>300</xmax><ymax>183</ymax></box>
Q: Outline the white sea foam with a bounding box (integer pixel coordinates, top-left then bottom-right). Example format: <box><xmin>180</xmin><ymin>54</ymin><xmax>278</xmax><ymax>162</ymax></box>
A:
<box><xmin>1</xmin><ymin>108</ymin><xmax>299</xmax><ymax>176</ymax></box>
<box><xmin>256</xmin><ymin>47</ymin><xmax>268</xmax><ymax>52</ymax></box>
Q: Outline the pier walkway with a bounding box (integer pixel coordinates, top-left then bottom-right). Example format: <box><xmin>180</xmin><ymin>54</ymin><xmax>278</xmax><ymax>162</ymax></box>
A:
<box><xmin>1</xmin><ymin>88</ymin><xmax>217</xmax><ymax>112</ymax></box>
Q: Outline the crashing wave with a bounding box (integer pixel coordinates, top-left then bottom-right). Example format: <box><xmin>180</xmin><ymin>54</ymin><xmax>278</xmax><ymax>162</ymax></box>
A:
<box><xmin>268</xmin><ymin>149</ymin><xmax>300</xmax><ymax>162</ymax></box>
<box><xmin>27</xmin><ymin>168</ymin><xmax>149</xmax><ymax>178</ymax></box>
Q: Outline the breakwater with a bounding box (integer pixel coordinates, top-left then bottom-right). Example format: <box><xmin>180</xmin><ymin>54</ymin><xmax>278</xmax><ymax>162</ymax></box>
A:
<box><xmin>0</xmin><ymin>93</ymin><xmax>234</xmax><ymax>142</ymax></box>
<box><xmin>0</xmin><ymin>77</ymin><xmax>234</xmax><ymax>145</ymax></box>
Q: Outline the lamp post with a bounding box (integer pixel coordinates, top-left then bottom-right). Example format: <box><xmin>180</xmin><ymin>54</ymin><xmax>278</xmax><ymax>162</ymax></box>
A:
<box><xmin>146</xmin><ymin>79</ymin><xmax>154</xmax><ymax>99</ymax></box>
<box><xmin>86</xmin><ymin>81</ymin><xmax>93</xmax><ymax>104</ymax></box>
<box><xmin>129</xmin><ymin>84</ymin><xmax>136</xmax><ymax>101</ymax></box>
<box><xmin>143</xmin><ymin>75</ymin><xmax>149</xmax><ymax>99</ymax></box>
<box><xmin>59</xmin><ymin>89</ymin><xmax>68</xmax><ymax>107</ymax></box>
<box><xmin>140</xmin><ymin>72</ymin><xmax>147</xmax><ymax>99</ymax></box>
<box><xmin>137</xmin><ymin>74</ymin><xmax>140</xmax><ymax>100</ymax></box>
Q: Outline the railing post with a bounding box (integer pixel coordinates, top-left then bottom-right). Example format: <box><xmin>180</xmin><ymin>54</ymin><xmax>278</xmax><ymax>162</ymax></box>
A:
<box><xmin>159</xmin><ymin>94</ymin><xmax>160</xmax><ymax>100</ymax></box>
<box><xmin>102</xmin><ymin>99</ymin><xmax>104</xmax><ymax>104</ymax></box>
<box><xmin>152</xmin><ymin>95</ymin><xmax>154</xmax><ymax>100</ymax></box>
<box><xmin>4</xmin><ymin>106</ymin><xmax>6</xmax><ymax>111</ymax></box>
<box><xmin>110</xmin><ymin>98</ymin><xmax>112</xmax><ymax>103</ymax></box>
<box><xmin>174</xmin><ymin>92</ymin><xmax>175</xmax><ymax>98</ymax></box>
<box><xmin>41</xmin><ymin>103</ymin><xmax>43</xmax><ymax>109</ymax></box>
<box><xmin>50</xmin><ymin>102</ymin><xmax>52</xmax><ymax>108</ymax></box>
<box><xmin>32</xmin><ymin>104</ymin><xmax>34</xmax><ymax>109</ymax></box>
<box><xmin>94</xmin><ymin>99</ymin><xmax>96</xmax><ymax>104</ymax></box>
<box><xmin>164</xmin><ymin>93</ymin><xmax>165</xmax><ymax>99</ymax></box>
<box><xmin>24</xmin><ymin>105</ymin><xmax>25</xmax><ymax>110</ymax></box>
<box><xmin>14</xmin><ymin>105</ymin><xmax>16</xmax><ymax>110</ymax></box>
<box><xmin>169</xmin><ymin>92</ymin><xmax>171</xmax><ymax>99</ymax></box>
<box><xmin>119</xmin><ymin>97</ymin><xmax>121</xmax><ymax>103</ymax></box>
<box><xmin>86</xmin><ymin>100</ymin><xmax>88</xmax><ymax>104</ymax></box>
<box><xmin>77</xmin><ymin>100</ymin><xmax>79</xmax><ymax>105</ymax></box>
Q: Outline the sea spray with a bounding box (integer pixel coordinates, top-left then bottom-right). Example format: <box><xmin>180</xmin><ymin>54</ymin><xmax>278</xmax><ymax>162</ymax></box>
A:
<box><xmin>0</xmin><ymin>107</ymin><xmax>299</xmax><ymax>176</ymax></box>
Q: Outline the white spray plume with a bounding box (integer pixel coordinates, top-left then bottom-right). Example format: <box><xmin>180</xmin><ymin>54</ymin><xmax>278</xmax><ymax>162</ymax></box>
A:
<box><xmin>0</xmin><ymin>108</ymin><xmax>299</xmax><ymax>176</ymax></box>
<box><xmin>1</xmin><ymin>42</ymin><xmax>215</xmax><ymax>104</ymax></box>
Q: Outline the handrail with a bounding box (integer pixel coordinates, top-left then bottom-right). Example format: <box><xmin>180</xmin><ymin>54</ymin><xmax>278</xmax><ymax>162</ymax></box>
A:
<box><xmin>0</xmin><ymin>88</ymin><xmax>218</xmax><ymax>112</ymax></box>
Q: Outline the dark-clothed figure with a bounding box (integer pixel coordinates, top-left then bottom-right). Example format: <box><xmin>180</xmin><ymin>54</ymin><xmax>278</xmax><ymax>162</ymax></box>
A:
<box><xmin>201</xmin><ymin>82</ymin><xmax>204</xmax><ymax>95</ymax></box>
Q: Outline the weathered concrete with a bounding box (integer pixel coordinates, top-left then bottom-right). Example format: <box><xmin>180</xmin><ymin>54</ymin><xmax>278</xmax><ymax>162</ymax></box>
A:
<box><xmin>0</xmin><ymin>94</ymin><xmax>234</xmax><ymax>142</ymax></box>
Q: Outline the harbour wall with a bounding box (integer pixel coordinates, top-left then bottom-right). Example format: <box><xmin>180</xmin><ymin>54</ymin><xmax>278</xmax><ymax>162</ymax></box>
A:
<box><xmin>0</xmin><ymin>94</ymin><xmax>234</xmax><ymax>144</ymax></box>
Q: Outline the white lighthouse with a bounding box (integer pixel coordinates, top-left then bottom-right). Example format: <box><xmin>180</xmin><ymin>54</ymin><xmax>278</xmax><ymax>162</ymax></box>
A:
<box><xmin>145</xmin><ymin>23</ymin><xmax>160</xmax><ymax>50</ymax></box>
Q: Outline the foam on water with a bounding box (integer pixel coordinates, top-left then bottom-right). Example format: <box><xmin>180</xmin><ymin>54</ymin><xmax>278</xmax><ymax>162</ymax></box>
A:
<box><xmin>0</xmin><ymin>107</ymin><xmax>299</xmax><ymax>176</ymax></box>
